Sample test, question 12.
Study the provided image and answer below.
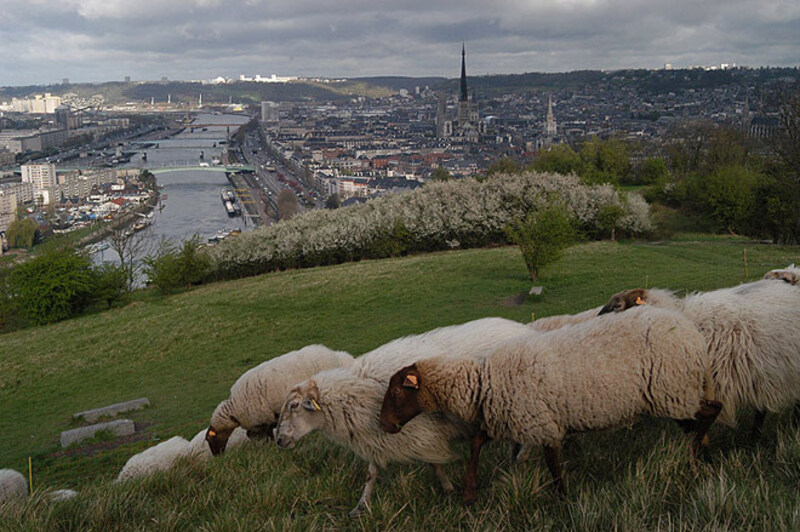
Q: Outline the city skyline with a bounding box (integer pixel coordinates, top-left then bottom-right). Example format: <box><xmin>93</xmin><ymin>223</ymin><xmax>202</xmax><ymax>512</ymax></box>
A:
<box><xmin>1</xmin><ymin>0</ymin><xmax>799</xmax><ymax>86</ymax></box>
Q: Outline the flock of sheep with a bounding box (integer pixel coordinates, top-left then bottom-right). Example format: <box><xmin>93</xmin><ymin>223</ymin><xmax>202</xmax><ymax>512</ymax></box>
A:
<box><xmin>2</xmin><ymin>263</ymin><xmax>799</xmax><ymax>517</ymax></box>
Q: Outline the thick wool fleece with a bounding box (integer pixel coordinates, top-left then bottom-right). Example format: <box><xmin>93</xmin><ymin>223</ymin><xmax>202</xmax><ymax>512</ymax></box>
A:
<box><xmin>350</xmin><ymin>317</ymin><xmax>531</xmax><ymax>385</ymax></box>
<box><xmin>417</xmin><ymin>306</ymin><xmax>709</xmax><ymax>447</ymax></box>
<box><xmin>116</xmin><ymin>436</ymin><xmax>190</xmax><ymax>482</ymax></box>
<box><xmin>211</xmin><ymin>345</ymin><xmax>353</xmax><ymax>432</ymax></box>
<box><xmin>679</xmin><ymin>280</ymin><xmax>800</xmax><ymax>425</ymax></box>
<box><xmin>0</xmin><ymin>469</ymin><xmax>27</xmax><ymax>503</ymax></box>
<box><xmin>528</xmin><ymin>306</ymin><xmax>605</xmax><ymax>332</ymax></box>
<box><xmin>310</xmin><ymin>368</ymin><xmax>469</xmax><ymax>468</ymax></box>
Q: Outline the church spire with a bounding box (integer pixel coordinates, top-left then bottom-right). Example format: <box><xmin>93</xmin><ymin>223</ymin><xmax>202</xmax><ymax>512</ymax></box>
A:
<box><xmin>460</xmin><ymin>43</ymin><xmax>469</xmax><ymax>102</ymax></box>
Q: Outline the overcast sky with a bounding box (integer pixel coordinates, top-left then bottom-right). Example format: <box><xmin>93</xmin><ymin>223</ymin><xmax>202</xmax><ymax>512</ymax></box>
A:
<box><xmin>1</xmin><ymin>0</ymin><xmax>799</xmax><ymax>86</ymax></box>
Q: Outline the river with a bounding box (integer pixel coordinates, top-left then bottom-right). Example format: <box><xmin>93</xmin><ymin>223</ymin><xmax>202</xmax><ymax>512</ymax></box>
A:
<box><xmin>93</xmin><ymin>113</ymin><xmax>252</xmax><ymax>271</ymax></box>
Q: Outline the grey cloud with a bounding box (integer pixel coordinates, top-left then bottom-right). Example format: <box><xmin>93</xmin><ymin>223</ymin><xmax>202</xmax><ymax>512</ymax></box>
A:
<box><xmin>0</xmin><ymin>0</ymin><xmax>798</xmax><ymax>85</ymax></box>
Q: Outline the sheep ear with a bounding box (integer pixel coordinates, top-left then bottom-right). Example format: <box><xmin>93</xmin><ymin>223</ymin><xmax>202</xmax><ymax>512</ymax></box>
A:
<box><xmin>302</xmin><ymin>399</ymin><xmax>322</xmax><ymax>412</ymax></box>
<box><xmin>403</xmin><ymin>374</ymin><xmax>419</xmax><ymax>389</ymax></box>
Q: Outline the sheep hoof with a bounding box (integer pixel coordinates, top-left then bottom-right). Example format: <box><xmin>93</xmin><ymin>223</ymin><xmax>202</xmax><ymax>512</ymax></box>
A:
<box><xmin>348</xmin><ymin>505</ymin><xmax>366</xmax><ymax>519</ymax></box>
<box><xmin>462</xmin><ymin>491</ymin><xmax>478</xmax><ymax>506</ymax></box>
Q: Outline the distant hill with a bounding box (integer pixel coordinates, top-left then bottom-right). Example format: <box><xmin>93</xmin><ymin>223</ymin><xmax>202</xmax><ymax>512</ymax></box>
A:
<box><xmin>2</xmin><ymin>67</ymin><xmax>797</xmax><ymax>105</ymax></box>
<box><xmin>347</xmin><ymin>76</ymin><xmax>447</xmax><ymax>91</ymax></box>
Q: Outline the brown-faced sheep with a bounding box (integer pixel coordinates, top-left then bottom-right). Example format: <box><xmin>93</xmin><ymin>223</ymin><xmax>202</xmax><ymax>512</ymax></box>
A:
<box><xmin>599</xmin><ymin>279</ymin><xmax>800</xmax><ymax>433</ymax></box>
<box><xmin>274</xmin><ymin>317</ymin><xmax>532</xmax><ymax>516</ymax></box>
<box><xmin>380</xmin><ymin>307</ymin><xmax>721</xmax><ymax>503</ymax></box>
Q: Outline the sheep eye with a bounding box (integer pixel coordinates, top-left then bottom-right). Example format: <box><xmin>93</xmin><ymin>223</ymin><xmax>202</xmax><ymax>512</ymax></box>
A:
<box><xmin>392</xmin><ymin>388</ymin><xmax>400</xmax><ymax>397</ymax></box>
<box><xmin>290</xmin><ymin>402</ymin><xmax>299</xmax><ymax>411</ymax></box>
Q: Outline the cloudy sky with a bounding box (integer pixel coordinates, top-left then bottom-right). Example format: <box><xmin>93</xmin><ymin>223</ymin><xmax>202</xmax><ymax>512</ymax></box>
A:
<box><xmin>1</xmin><ymin>0</ymin><xmax>799</xmax><ymax>86</ymax></box>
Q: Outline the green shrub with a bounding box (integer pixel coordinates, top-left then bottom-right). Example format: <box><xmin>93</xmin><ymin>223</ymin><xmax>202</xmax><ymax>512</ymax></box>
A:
<box><xmin>9</xmin><ymin>249</ymin><xmax>95</xmax><ymax>326</ymax></box>
<box><xmin>143</xmin><ymin>236</ymin><xmax>211</xmax><ymax>295</ymax></box>
<box><xmin>92</xmin><ymin>263</ymin><xmax>128</xmax><ymax>309</ymax></box>
<box><xmin>5</xmin><ymin>218</ymin><xmax>39</xmax><ymax>249</ymax></box>
<box><xmin>504</xmin><ymin>201</ymin><xmax>577</xmax><ymax>281</ymax></box>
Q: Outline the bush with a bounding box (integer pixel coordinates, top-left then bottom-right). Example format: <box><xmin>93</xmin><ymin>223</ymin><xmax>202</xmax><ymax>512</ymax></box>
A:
<box><xmin>143</xmin><ymin>236</ymin><xmax>212</xmax><ymax>295</ymax></box>
<box><xmin>9</xmin><ymin>249</ymin><xmax>95</xmax><ymax>326</ymax></box>
<box><xmin>504</xmin><ymin>201</ymin><xmax>577</xmax><ymax>281</ymax></box>
<box><xmin>5</xmin><ymin>218</ymin><xmax>39</xmax><ymax>249</ymax></box>
<box><xmin>206</xmin><ymin>172</ymin><xmax>651</xmax><ymax>281</ymax></box>
<box><xmin>92</xmin><ymin>263</ymin><xmax>128</xmax><ymax>309</ymax></box>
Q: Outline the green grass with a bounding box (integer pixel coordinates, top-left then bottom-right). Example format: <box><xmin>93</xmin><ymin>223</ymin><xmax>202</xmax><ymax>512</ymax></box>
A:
<box><xmin>1</xmin><ymin>237</ymin><xmax>799</xmax><ymax>530</ymax></box>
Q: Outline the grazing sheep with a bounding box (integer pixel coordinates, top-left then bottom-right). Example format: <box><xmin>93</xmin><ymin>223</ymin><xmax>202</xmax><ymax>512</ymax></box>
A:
<box><xmin>380</xmin><ymin>307</ymin><xmax>721</xmax><ymax>502</ymax></box>
<box><xmin>116</xmin><ymin>436</ymin><xmax>190</xmax><ymax>482</ymax></box>
<box><xmin>187</xmin><ymin>427</ymin><xmax>249</xmax><ymax>460</ymax></box>
<box><xmin>0</xmin><ymin>469</ymin><xmax>27</xmax><ymax>503</ymax></box>
<box><xmin>599</xmin><ymin>280</ymin><xmax>800</xmax><ymax>430</ymax></box>
<box><xmin>275</xmin><ymin>317</ymin><xmax>532</xmax><ymax>516</ymax></box>
<box><xmin>206</xmin><ymin>345</ymin><xmax>353</xmax><ymax>455</ymax></box>
<box><xmin>528</xmin><ymin>305</ymin><xmax>607</xmax><ymax>332</ymax></box>
<box><xmin>764</xmin><ymin>264</ymin><xmax>800</xmax><ymax>285</ymax></box>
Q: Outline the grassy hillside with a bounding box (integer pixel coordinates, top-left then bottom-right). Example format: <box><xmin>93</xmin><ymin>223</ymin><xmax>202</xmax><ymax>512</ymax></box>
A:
<box><xmin>1</xmin><ymin>237</ymin><xmax>799</xmax><ymax>530</ymax></box>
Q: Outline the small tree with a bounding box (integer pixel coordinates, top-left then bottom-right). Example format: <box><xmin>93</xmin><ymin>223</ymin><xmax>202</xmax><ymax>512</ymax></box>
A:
<box><xmin>638</xmin><ymin>157</ymin><xmax>670</xmax><ymax>185</ymax></box>
<box><xmin>143</xmin><ymin>236</ymin><xmax>211</xmax><ymax>295</ymax></box>
<box><xmin>92</xmin><ymin>263</ymin><xmax>128</xmax><ymax>309</ymax></box>
<box><xmin>5</xmin><ymin>218</ymin><xmax>38</xmax><ymax>249</ymax></box>
<box><xmin>486</xmin><ymin>157</ymin><xmax>521</xmax><ymax>176</ymax></box>
<box><xmin>106</xmin><ymin>220</ymin><xmax>151</xmax><ymax>291</ymax></box>
<box><xmin>430</xmin><ymin>167</ymin><xmax>452</xmax><ymax>181</ymax></box>
<box><xmin>597</xmin><ymin>203</ymin><xmax>629</xmax><ymax>242</ymax></box>
<box><xmin>700</xmin><ymin>164</ymin><xmax>758</xmax><ymax>235</ymax></box>
<box><xmin>325</xmin><ymin>193</ymin><xmax>341</xmax><ymax>209</ymax></box>
<box><xmin>9</xmin><ymin>249</ymin><xmax>95</xmax><ymax>326</ymax></box>
<box><xmin>504</xmin><ymin>201</ymin><xmax>577</xmax><ymax>282</ymax></box>
<box><xmin>529</xmin><ymin>143</ymin><xmax>582</xmax><ymax>175</ymax></box>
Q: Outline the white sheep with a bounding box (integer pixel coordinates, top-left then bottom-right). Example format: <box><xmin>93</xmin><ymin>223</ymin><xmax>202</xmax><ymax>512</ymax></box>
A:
<box><xmin>528</xmin><ymin>305</ymin><xmax>606</xmax><ymax>332</ymax></box>
<box><xmin>206</xmin><ymin>344</ymin><xmax>353</xmax><ymax>455</ymax></box>
<box><xmin>764</xmin><ymin>264</ymin><xmax>800</xmax><ymax>285</ymax></box>
<box><xmin>600</xmin><ymin>280</ymin><xmax>800</xmax><ymax>431</ymax></box>
<box><xmin>116</xmin><ymin>436</ymin><xmax>190</xmax><ymax>482</ymax></box>
<box><xmin>0</xmin><ymin>468</ymin><xmax>27</xmax><ymax>503</ymax></box>
<box><xmin>380</xmin><ymin>307</ymin><xmax>721</xmax><ymax>501</ymax></box>
<box><xmin>274</xmin><ymin>317</ymin><xmax>532</xmax><ymax>516</ymax></box>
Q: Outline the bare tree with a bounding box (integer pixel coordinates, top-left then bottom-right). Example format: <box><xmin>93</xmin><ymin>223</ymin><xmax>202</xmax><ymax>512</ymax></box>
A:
<box><xmin>775</xmin><ymin>86</ymin><xmax>800</xmax><ymax>180</ymax></box>
<box><xmin>105</xmin><ymin>216</ymin><xmax>153</xmax><ymax>291</ymax></box>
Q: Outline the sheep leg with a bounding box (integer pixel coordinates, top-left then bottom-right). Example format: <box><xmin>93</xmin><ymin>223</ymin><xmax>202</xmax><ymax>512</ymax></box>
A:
<box><xmin>463</xmin><ymin>429</ymin><xmax>490</xmax><ymax>505</ymax></box>
<box><xmin>543</xmin><ymin>444</ymin><xmax>566</xmax><ymax>498</ymax></box>
<box><xmin>751</xmin><ymin>410</ymin><xmax>767</xmax><ymax>440</ymax></box>
<box><xmin>509</xmin><ymin>442</ymin><xmax>522</xmax><ymax>463</ymax></box>
<box><xmin>430</xmin><ymin>463</ymin><xmax>454</xmax><ymax>493</ymax></box>
<box><xmin>690</xmin><ymin>399</ymin><xmax>723</xmax><ymax>464</ymax></box>
<box><xmin>349</xmin><ymin>461</ymin><xmax>379</xmax><ymax>518</ymax></box>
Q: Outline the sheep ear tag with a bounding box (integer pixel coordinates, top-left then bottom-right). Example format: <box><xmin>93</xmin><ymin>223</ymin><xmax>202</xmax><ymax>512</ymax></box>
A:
<box><xmin>207</xmin><ymin>429</ymin><xmax>217</xmax><ymax>438</ymax></box>
<box><xmin>302</xmin><ymin>399</ymin><xmax>322</xmax><ymax>412</ymax></box>
<box><xmin>635</xmin><ymin>296</ymin><xmax>646</xmax><ymax>305</ymax></box>
<box><xmin>403</xmin><ymin>374</ymin><xmax>419</xmax><ymax>389</ymax></box>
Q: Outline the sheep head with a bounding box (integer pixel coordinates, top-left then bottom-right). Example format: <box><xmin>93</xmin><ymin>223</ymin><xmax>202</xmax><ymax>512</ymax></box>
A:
<box><xmin>275</xmin><ymin>380</ymin><xmax>324</xmax><ymax>449</ymax></box>
<box><xmin>206</xmin><ymin>400</ymin><xmax>241</xmax><ymax>456</ymax></box>
<box><xmin>764</xmin><ymin>265</ymin><xmax>800</xmax><ymax>285</ymax></box>
<box><xmin>599</xmin><ymin>288</ymin><xmax>648</xmax><ymax>315</ymax></box>
<box><xmin>380</xmin><ymin>364</ymin><xmax>425</xmax><ymax>434</ymax></box>
<box><xmin>205</xmin><ymin>423</ymin><xmax>236</xmax><ymax>456</ymax></box>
